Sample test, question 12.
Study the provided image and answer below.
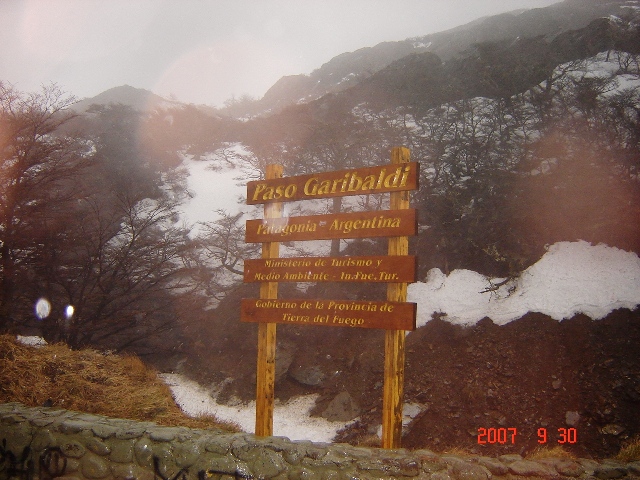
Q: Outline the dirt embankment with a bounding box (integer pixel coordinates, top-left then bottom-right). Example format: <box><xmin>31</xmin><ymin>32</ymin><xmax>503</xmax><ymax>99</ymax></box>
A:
<box><xmin>182</xmin><ymin>304</ymin><xmax>640</xmax><ymax>459</ymax></box>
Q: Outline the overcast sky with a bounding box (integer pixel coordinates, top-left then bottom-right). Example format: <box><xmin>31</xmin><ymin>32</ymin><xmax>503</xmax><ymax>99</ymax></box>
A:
<box><xmin>1</xmin><ymin>0</ymin><xmax>560</xmax><ymax>107</ymax></box>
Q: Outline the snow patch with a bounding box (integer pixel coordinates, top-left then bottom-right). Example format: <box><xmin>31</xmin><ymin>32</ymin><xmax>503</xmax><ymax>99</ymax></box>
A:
<box><xmin>413</xmin><ymin>41</ymin><xmax>432</xmax><ymax>49</ymax></box>
<box><xmin>16</xmin><ymin>336</ymin><xmax>48</xmax><ymax>347</ymax></box>
<box><xmin>178</xmin><ymin>146</ymin><xmax>251</xmax><ymax>233</ymax></box>
<box><xmin>159</xmin><ymin>373</ymin><xmax>353</xmax><ymax>442</ymax></box>
<box><xmin>408</xmin><ymin>241</ymin><xmax>640</xmax><ymax>327</ymax></box>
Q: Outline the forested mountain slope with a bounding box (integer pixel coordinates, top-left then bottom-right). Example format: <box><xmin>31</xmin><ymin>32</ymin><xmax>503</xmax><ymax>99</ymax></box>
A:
<box><xmin>253</xmin><ymin>0</ymin><xmax>639</xmax><ymax>114</ymax></box>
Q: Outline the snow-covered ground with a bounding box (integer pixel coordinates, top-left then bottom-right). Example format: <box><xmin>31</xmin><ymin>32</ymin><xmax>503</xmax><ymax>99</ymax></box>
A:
<box><xmin>159</xmin><ymin>373</ymin><xmax>426</xmax><ymax>442</ymax></box>
<box><xmin>159</xmin><ymin>374</ymin><xmax>351</xmax><ymax>442</ymax></box>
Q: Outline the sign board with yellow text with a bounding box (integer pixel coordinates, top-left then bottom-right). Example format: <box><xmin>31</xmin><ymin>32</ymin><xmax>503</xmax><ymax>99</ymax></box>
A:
<box><xmin>245</xmin><ymin>209</ymin><xmax>417</xmax><ymax>243</ymax></box>
<box><xmin>247</xmin><ymin>163</ymin><xmax>419</xmax><ymax>204</ymax></box>
<box><xmin>241</xmin><ymin>298</ymin><xmax>416</xmax><ymax>330</ymax></box>
<box><xmin>243</xmin><ymin>255</ymin><xmax>416</xmax><ymax>283</ymax></box>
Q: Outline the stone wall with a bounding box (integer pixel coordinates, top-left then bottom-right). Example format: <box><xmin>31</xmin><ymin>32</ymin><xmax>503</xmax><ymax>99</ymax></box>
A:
<box><xmin>1</xmin><ymin>403</ymin><xmax>638</xmax><ymax>480</ymax></box>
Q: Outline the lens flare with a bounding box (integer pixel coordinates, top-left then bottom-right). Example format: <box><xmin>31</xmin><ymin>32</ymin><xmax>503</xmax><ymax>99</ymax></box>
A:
<box><xmin>34</xmin><ymin>298</ymin><xmax>51</xmax><ymax>320</ymax></box>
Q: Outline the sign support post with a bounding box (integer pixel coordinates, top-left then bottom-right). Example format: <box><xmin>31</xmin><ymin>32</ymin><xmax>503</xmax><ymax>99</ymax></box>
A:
<box><xmin>255</xmin><ymin>163</ymin><xmax>283</xmax><ymax>437</ymax></box>
<box><xmin>382</xmin><ymin>146</ymin><xmax>411</xmax><ymax>448</ymax></box>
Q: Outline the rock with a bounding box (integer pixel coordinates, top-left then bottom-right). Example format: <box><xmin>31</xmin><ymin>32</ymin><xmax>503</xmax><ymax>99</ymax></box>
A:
<box><xmin>110</xmin><ymin>463</ymin><xmax>154</xmax><ymax>480</ymax></box>
<box><xmin>133</xmin><ymin>439</ymin><xmax>154</xmax><ymax>469</ymax></box>
<box><xmin>289</xmin><ymin>364</ymin><xmax>325</xmax><ymax>386</ymax></box>
<box><xmin>81</xmin><ymin>454</ymin><xmax>110</xmax><ymax>479</ymax></box>
<box><xmin>148</xmin><ymin>426</ymin><xmax>184</xmax><ymax>442</ymax></box>
<box><xmin>322</xmin><ymin>391</ymin><xmax>361</xmax><ymax>421</ymax></box>
<box><xmin>91</xmin><ymin>423</ymin><xmax>119</xmax><ymax>439</ymax></box>
<box><xmin>245</xmin><ymin>448</ymin><xmax>286</xmax><ymax>478</ymax></box>
<box><xmin>594</xmin><ymin>464</ymin><xmax>629</xmax><ymax>479</ymax></box>
<box><xmin>431</xmin><ymin>470</ymin><xmax>454</xmax><ymax>480</ymax></box>
<box><xmin>108</xmin><ymin>439</ymin><xmax>134</xmax><ymax>463</ymax></box>
<box><xmin>539</xmin><ymin>458</ymin><xmax>585</xmax><ymax>477</ymax></box>
<box><xmin>498</xmin><ymin>454</ymin><xmax>523</xmax><ymax>464</ymax></box>
<box><xmin>627</xmin><ymin>461</ymin><xmax>640</xmax><ymax>475</ymax></box>
<box><xmin>84</xmin><ymin>437</ymin><xmax>111</xmax><ymax>456</ymax></box>
<box><xmin>555</xmin><ymin>459</ymin><xmax>585</xmax><ymax>477</ymax></box>
<box><xmin>442</xmin><ymin>456</ymin><xmax>492</xmax><ymax>480</ymax></box>
<box><xmin>61</xmin><ymin>440</ymin><xmax>87</xmax><ymax>459</ymax></box>
<box><xmin>475</xmin><ymin>456</ymin><xmax>509</xmax><ymax>476</ymax></box>
<box><xmin>578</xmin><ymin>458</ymin><xmax>601</xmax><ymax>474</ymax></box>
<box><xmin>60</xmin><ymin>419</ymin><xmax>94</xmax><ymax>434</ymax></box>
<box><xmin>601</xmin><ymin>424</ymin><xmax>625</xmax><ymax>435</ymax></box>
<box><xmin>275</xmin><ymin>342</ymin><xmax>295</xmax><ymax>380</ymax></box>
<box><xmin>508</xmin><ymin>459</ymin><xmax>559</xmax><ymax>477</ymax></box>
<box><xmin>173</xmin><ymin>441</ymin><xmax>202</xmax><ymax>469</ymax></box>
<box><xmin>565</xmin><ymin>411</ymin><xmax>580</xmax><ymax>426</ymax></box>
<box><xmin>287</xmin><ymin>466</ymin><xmax>322</xmax><ymax>480</ymax></box>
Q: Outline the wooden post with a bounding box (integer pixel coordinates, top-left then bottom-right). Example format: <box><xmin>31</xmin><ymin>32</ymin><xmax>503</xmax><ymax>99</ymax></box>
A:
<box><xmin>382</xmin><ymin>146</ymin><xmax>411</xmax><ymax>449</ymax></box>
<box><xmin>255</xmin><ymin>163</ymin><xmax>283</xmax><ymax>437</ymax></box>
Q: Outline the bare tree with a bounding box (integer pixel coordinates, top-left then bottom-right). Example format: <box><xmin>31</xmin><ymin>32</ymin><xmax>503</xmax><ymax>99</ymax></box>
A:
<box><xmin>0</xmin><ymin>82</ymin><xmax>90</xmax><ymax>330</ymax></box>
<box><xmin>190</xmin><ymin>211</ymin><xmax>260</xmax><ymax>303</ymax></box>
<box><xmin>41</xmin><ymin>188</ymin><xmax>193</xmax><ymax>350</ymax></box>
<box><xmin>284</xmin><ymin>103</ymin><xmax>400</xmax><ymax>255</ymax></box>
<box><xmin>0</xmin><ymin>84</ymin><xmax>197</xmax><ymax>355</ymax></box>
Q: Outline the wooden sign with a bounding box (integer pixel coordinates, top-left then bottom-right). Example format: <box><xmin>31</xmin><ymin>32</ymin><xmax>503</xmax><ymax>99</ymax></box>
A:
<box><xmin>246</xmin><ymin>209</ymin><xmax>417</xmax><ymax>243</ymax></box>
<box><xmin>244</xmin><ymin>255</ymin><xmax>416</xmax><ymax>283</ymax></box>
<box><xmin>247</xmin><ymin>162</ymin><xmax>419</xmax><ymax>204</ymax></box>
<box><xmin>241</xmin><ymin>298</ymin><xmax>416</xmax><ymax>330</ymax></box>
<box><xmin>245</xmin><ymin>147</ymin><xmax>416</xmax><ymax>447</ymax></box>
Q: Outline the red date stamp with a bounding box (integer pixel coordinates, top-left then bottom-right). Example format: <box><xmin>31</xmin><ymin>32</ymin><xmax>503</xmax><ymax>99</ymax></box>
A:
<box><xmin>477</xmin><ymin>427</ymin><xmax>518</xmax><ymax>444</ymax></box>
<box><xmin>477</xmin><ymin>427</ymin><xmax>578</xmax><ymax>445</ymax></box>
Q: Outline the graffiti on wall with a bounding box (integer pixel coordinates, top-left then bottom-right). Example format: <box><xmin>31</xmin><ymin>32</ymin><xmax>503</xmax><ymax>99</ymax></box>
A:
<box><xmin>1</xmin><ymin>440</ymin><xmax>255</xmax><ymax>480</ymax></box>
<box><xmin>1</xmin><ymin>439</ymin><xmax>35</xmax><ymax>480</ymax></box>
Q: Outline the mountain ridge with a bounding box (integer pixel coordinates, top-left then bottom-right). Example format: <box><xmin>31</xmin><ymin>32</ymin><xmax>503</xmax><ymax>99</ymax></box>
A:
<box><xmin>71</xmin><ymin>84</ymin><xmax>177</xmax><ymax>113</ymax></box>
<box><xmin>75</xmin><ymin>0</ymin><xmax>637</xmax><ymax>117</ymax></box>
<box><xmin>255</xmin><ymin>0</ymin><xmax>636</xmax><ymax>115</ymax></box>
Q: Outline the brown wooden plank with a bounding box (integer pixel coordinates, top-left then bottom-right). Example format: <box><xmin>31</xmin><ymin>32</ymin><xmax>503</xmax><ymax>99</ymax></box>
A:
<box><xmin>241</xmin><ymin>298</ymin><xmax>416</xmax><ymax>331</ymax></box>
<box><xmin>245</xmin><ymin>209</ymin><xmax>417</xmax><ymax>243</ymax></box>
<box><xmin>247</xmin><ymin>162</ymin><xmax>419</xmax><ymax>204</ymax></box>
<box><xmin>244</xmin><ymin>255</ymin><xmax>416</xmax><ymax>283</ymax></box>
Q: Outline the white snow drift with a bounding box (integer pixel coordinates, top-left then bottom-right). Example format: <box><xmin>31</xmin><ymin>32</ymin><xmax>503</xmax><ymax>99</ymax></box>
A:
<box><xmin>408</xmin><ymin>240</ymin><xmax>640</xmax><ymax>327</ymax></box>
